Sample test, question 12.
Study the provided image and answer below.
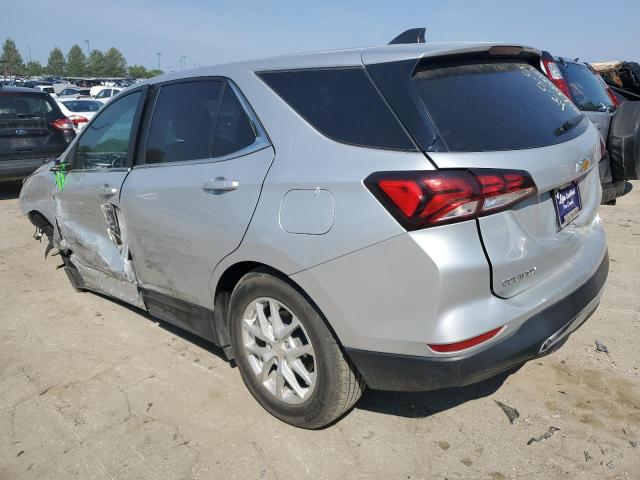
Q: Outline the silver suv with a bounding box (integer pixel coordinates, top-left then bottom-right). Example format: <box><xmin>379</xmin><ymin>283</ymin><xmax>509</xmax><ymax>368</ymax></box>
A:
<box><xmin>20</xmin><ymin>38</ymin><xmax>608</xmax><ymax>428</ymax></box>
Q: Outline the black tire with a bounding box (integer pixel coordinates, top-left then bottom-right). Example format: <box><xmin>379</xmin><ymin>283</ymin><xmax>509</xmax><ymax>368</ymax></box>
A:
<box><xmin>608</xmin><ymin>100</ymin><xmax>640</xmax><ymax>181</ymax></box>
<box><xmin>228</xmin><ymin>269</ymin><xmax>364</xmax><ymax>429</ymax></box>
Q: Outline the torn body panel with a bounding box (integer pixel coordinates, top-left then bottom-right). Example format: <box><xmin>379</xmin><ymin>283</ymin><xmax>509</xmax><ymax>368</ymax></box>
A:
<box><xmin>53</xmin><ymin>169</ymin><xmax>145</xmax><ymax>309</ymax></box>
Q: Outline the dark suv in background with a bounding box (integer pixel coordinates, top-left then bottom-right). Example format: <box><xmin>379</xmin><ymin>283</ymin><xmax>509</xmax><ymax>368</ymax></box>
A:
<box><xmin>541</xmin><ymin>52</ymin><xmax>639</xmax><ymax>203</ymax></box>
<box><xmin>0</xmin><ymin>86</ymin><xmax>75</xmax><ymax>182</ymax></box>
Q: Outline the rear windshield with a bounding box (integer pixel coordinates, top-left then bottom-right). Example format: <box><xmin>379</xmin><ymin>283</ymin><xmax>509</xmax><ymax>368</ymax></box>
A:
<box><xmin>559</xmin><ymin>62</ymin><xmax>613</xmax><ymax>112</ymax></box>
<box><xmin>412</xmin><ymin>61</ymin><xmax>587</xmax><ymax>152</ymax></box>
<box><xmin>0</xmin><ymin>93</ymin><xmax>58</xmax><ymax>119</ymax></box>
<box><xmin>62</xmin><ymin>100</ymin><xmax>102</xmax><ymax>112</ymax></box>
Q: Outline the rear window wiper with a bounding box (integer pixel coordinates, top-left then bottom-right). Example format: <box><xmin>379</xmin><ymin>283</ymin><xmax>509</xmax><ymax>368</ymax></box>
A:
<box><xmin>554</xmin><ymin>114</ymin><xmax>584</xmax><ymax>137</ymax></box>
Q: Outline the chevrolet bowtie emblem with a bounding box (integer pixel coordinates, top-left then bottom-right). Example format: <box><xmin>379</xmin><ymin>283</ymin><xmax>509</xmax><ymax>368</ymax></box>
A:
<box><xmin>576</xmin><ymin>158</ymin><xmax>590</xmax><ymax>174</ymax></box>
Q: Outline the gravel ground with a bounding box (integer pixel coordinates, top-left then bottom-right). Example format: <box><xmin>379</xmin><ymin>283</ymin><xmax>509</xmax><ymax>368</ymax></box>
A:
<box><xmin>0</xmin><ymin>181</ymin><xmax>638</xmax><ymax>480</ymax></box>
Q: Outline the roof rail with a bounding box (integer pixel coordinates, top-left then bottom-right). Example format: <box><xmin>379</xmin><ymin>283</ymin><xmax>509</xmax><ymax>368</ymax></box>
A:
<box><xmin>389</xmin><ymin>28</ymin><xmax>426</xmax><ymax>45</ymax></box>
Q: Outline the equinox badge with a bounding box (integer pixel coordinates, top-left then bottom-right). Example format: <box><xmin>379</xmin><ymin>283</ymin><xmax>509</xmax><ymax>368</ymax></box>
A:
<box><xmin>502</xmin><ymin>267</ymin><xmax>537</xmax><ymax>288</ymax></box>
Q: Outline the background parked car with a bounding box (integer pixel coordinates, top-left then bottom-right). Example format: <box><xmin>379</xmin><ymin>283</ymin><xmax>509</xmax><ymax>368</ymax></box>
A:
<box><xmin>57</xmin><ymin>87</ymin><xmax>92</xmax><ymax>99</ymax></box>
<box><xmin>56</xmin><ymin>98</ymin><xmax>103</xmax><ymax>132</ymax></box>
<box><xmin>541</xmin><ymin>51</ymin><xmax>640</xmax><ymax>203</ymax></box>
<box><xmin>0</xmin><ymin>86</ymin><xmax>75</xmax><ymax>182</ymax></box>
<box><xmin>94</xmin><ymin>87</ymin><xmax>122</xmax><ymax>102</ymax></box>
<box><xmin>33</xmin><ymin>85</ymin><xmax>55</xmax><ymax>94</ymax></box>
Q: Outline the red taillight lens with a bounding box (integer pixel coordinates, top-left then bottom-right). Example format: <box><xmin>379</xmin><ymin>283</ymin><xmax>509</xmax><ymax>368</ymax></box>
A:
<box><xmin>428</xmin><ymin>327</ymin><xmax>504</xmax><ymax>353</ymax></box>
<box><xmin>50</xmin><ymin>118</ymin><xmax>74</xmax><ymax>131</ymax></box>
<box><xmin>67</xmin><ymin>115</ymin><xmax>89</xmax><ymax>126</ymax></box>
<box><xmin>605</xmin><ymin>86</ymin><xmax>620</xmax><ymax>108</ymax></box>
<box><xmin>541</xmin><ymin>59</ymin><xmax>573</xmax><ymax>100</ymax></box>
<box><xmin>365</xmin><ymin>169</ymin><xmax>537</xmax><ymax>230</ymax></box>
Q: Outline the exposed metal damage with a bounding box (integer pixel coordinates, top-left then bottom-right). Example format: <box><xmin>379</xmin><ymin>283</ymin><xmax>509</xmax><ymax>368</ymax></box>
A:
<box><xmin>59</xmin><ymin>199</ymin><xmax>145</xmax><ymax>309</ymax></box>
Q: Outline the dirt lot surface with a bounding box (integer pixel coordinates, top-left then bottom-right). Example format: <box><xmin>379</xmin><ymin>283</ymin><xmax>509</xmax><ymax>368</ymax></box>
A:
<box><xmin>0</xmin><ymin>181</ymin><xmax>638</xmax><ymax>480</ymax></box>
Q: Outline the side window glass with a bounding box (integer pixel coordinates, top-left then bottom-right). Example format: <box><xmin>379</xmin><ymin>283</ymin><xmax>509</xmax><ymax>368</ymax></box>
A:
<box><xmin>75</xmin><ymin>91</ymin><xmax>141</xmax><ymax>170</ymax></box>
<box><xmin>145</xmin><ymin>80</ymin><xmax>224</xmax><ymax>164</ymax></box>
<box><xmin>212</xmin><ymin>85</ymin><xmax>257</xmax><ymax>157</ymax></box>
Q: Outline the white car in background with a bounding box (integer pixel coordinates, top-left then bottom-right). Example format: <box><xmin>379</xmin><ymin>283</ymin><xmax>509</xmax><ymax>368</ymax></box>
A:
<box><xmin>56</xmin><ymin>98</ymin><xmax>103</xmax><ymax>132</ymax></box>
<box><xmin>34</xmin><ymin>85</ymin><xmax>55</xmax><ymax>94</ymax></box>
<box><xmin>94</xmin><ymin>87</ymin><xmax>123</xmax><ymax>102</ymax></box>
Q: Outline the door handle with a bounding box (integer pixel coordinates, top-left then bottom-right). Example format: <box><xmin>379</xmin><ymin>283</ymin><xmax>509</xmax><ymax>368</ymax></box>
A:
<box><xmin>97</xmin><ymin>184</ymin><xmax>118</xmax><ymax>198</ymax></box>
<box><xmin>202</xmin><ymin>177</ymin><xmax>239</xmax><ymax>193</ymax></box>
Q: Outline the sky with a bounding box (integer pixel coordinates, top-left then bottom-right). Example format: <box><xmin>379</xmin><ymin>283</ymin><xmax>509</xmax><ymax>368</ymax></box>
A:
<box><xmin>1</xmin><ymin>0</ymin><xmax>638</xmax><ymax>72</ymax></box>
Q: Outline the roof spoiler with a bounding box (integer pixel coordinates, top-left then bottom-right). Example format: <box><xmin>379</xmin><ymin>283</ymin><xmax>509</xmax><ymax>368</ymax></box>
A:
<box><xmin>389</xmin><ymin>28</ymin><xmax>426</xmax><ymax>45</ymax></box>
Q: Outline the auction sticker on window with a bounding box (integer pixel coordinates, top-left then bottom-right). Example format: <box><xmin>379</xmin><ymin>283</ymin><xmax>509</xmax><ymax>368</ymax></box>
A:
<box><xmin>553</xmin><ymin>181</ymin><xmax>582</xmax><ymax>229</ymax></box>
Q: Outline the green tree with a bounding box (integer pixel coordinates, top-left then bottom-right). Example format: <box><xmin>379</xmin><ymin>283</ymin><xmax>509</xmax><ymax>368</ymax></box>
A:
<box><xmin>1</xmin><ymin>38</ymin><xmax>25</xmax><ymax>74</ymax></box>
<box><xmin>127</xmin><ymin>64</ymin><xmax>147</xmax><ymax>78</ymax></box>
<box><xmin>86</xmin><ymin>49</ymin><xmax>106</xmax><ymax>76</ymax></box>
<box><xmin>46</xmin><ymin>47</ymin><xmax>66</xmax><ymax>75</ymax></box>
<box><xmin>103</xmin><ymin>47</ymin><xmax>127</xmax><ymax>76</ymax></box>
<box><xmin>25</xmin><ymin>60</ymin><xmax>44</xmax><ymax>76</ymax></box>
<box><xmin>66</xmin><ymin>44</ymin><xmax>86</xmax><ymax>76</ymax></box>
<box><xmin>145</xmin><ymin>69</ymin><xmax>164</xmax><ymax>78</ymax></box>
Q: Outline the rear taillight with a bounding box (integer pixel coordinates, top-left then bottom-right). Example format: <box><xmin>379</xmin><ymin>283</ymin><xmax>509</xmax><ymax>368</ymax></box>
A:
<box><xmin>67</xmin><ymin>115</ymin><xmax>89</xmax><ymax>126</ymax></box>
<box><xmin>541</xmin><ymin>59</ymin><xmax>573</xmax><ymax>100</ymax></box>
<box><xmin>594</xmin><ymin>73</ymin><xmax>620</xmax><ymax>108</ymax></box>
<box><xmin>50</xmin><ymin>118</ymin><xmax>74</xmax><ymax>131</ymax></box>
<box><xmin>605</xmin><ymin>86</ymin><xmax>620</xmax><ymax>108</ymax></box>
<box><xmin>365</xmin><ymin>169</ymin><xmax>537</xmax><ymax>230</ymax></box>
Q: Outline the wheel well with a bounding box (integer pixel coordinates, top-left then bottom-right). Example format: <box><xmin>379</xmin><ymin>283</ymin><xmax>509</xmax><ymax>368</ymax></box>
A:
<box><xmin>213</xmin><ymin>261</ymin><xmax>274</xmax><ymax>353</ymax></box>
<box><xmin>27</xmin><ymin>210</ymin><xmax>54</xmax><ymax>236</ymax></box>
<box><xmin>212</xmin><ymin>261</ymin><xmax>345</xmax><ymax>361</ymax></box>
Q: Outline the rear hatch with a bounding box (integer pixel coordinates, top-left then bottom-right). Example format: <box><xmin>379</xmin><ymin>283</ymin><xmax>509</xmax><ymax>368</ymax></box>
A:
<box><xmin>364</xmin><ymin>46</ymin><xmax>603</xmax><ymax>298</ymax></box>
<box><xmin>0</xmin><ymin>90</ymin><xmax>73</xmax><ymax>162</ymax></box>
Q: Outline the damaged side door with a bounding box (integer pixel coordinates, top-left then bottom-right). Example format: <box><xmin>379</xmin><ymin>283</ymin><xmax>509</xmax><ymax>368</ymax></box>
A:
<box><xmin>54</xmin><ymin>87</ymin><xmax>148</xmax><ymax>307</ymax></box>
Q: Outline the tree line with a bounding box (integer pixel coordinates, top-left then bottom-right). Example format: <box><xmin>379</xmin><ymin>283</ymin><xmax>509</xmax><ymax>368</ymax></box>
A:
<box><xmin>0</xmin><ymin>38</ymin><xmax>163</xmax><ymax>78</ymax></box>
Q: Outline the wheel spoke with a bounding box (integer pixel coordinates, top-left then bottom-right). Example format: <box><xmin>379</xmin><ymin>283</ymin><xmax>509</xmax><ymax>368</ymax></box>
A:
<box><xmin>286</xmin><ymin>344</ymin><xmax>313</xmax><ymax>359</ymax></box>
<box><xmin>242</xmin><ymin>321</ymin><xmax>270</xmax><ymax>344</ymax></box>
<box><xmin>275</xmin><ymin>315</ymin><xmax>301</xmax><ymax>341</ymax></box>
<box><xmin>275</xmin><ymin>362</ymin><xmax>285</xmax><ymax>400</ymax></box>
<box><xmin>260</xmin><ymin>356</ymin><xmax>277</xmax><ymax>383</ymax></box>
<box><xmin>290</xmin><ymin>358</ymin><xmax>314</xmax><ymax>386</ymax></box>
<box><xmin>245</xmin><ymin>343</ymin><xmax>272</xmax><ymax>360</ymax></box>
<box><xmin>281</xmin><ymin>359</ymin><xmax>306</xmax><ymax>398</ymax></box>
<box><xmin>256</xmin><ymin>302</ymin><xmax>274</xmax><ymax>342</ymax></box>
<box><xmin>269</xmin><ymin>299</ymin><xmax>284</xmax><ymax>333</ymax></box>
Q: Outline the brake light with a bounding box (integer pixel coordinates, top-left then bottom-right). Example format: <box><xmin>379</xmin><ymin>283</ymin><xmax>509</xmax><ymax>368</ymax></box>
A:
<box><xmin>67</xmin><ymin>115</ymin><xmax>89</xmax><ymax>126</ymax></box>
<box><xmin>50</xmin><ymin>118</ymin><xmax>74</xmax><ymax>131</ymax></box>
<box><xmin>365</xmin><ymin>169</ymin><xmax>537</xmax><ymax>230</ymax></box>
<box><xmin>428</xmin><ymin>327</ymin><xmax>504</xmax><ymax>353</ymax></box>
<box><xmin>541</xmin><ymin>59</ymin><xmax>573</xmax><ymax>99</ymax></box>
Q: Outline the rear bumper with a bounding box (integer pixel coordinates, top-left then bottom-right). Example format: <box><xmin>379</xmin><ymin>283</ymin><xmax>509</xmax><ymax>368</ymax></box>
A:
<box><xmin>0</xmin><ymin>157</ymin><xmax>55</xmax><ymax>182</ymax></box>
<box><xmin>346</xmin><ymin>251</ymin><xmax>609</xmax><ymax>392</ymax></box>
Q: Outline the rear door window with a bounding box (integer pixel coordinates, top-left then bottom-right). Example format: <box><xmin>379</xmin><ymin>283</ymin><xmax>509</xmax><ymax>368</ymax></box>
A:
<box><xmin>258</xmin><ymin>68</ymin><xmax>415</xmax><ymax>151</ymax></box>
<box><xmin>412</xmin><ymin>61</ymin><xmax>587</xmax><ymax>152</ymax></box>
<box><xmin>145</xmin><ymin>80</ymin><xmax>224</xmax><ymax>164</ymax></box>
<box><xmin>211</xmin><ymin>84</ymin><xmax>257</xmax><ymax>157</ymax></box>
<box><xmin>559</xmin><ymin>62</ymin><xmax>614</xmax><ymax>112</ymax></box>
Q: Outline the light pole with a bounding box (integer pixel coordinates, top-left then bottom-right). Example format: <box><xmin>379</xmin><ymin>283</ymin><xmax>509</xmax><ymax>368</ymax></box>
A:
<box><xmin>156</xmin><ymin>52</ymin><xmax>162</xmax><ymax>71</ymax></box>
<box><xmin>85</xmin><ymin>40</ymin><xmax>90</xmax><ymax>56</ymax></box>
<box><xmin>180</xmin><ymin>55</ymin><xmax>187</xmax><ymax>70</ymax></box>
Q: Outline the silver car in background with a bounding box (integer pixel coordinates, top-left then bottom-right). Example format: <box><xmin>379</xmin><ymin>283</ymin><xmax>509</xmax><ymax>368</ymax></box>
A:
<box><xmin>20</xmin><ymin>36</ymin><xmax>608</xmax><ymax>428</ymax></box>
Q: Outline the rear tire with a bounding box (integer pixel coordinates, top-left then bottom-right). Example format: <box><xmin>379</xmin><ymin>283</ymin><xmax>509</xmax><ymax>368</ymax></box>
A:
<box><xmin>229</xmin><ymin>269</ymin><xmax>364</xmax><ymax>429</ymax></box>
